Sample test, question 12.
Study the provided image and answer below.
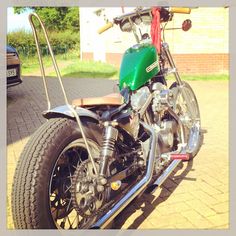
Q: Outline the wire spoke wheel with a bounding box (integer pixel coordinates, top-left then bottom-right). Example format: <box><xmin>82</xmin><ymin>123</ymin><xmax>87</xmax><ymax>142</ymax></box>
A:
<box><xmin>49</xmin><ymin>139</ymin><xmax>101</xmax><ymax>229</ymax></box>
<box><xmin>12</xmin><ymin>118</ymin><xmax>112</xmax><ymax>229</ymax></box>
<box><xmin>170</xmin><ymin>82</ymin><xmax>203</xmax><ymax>158</ymax></box>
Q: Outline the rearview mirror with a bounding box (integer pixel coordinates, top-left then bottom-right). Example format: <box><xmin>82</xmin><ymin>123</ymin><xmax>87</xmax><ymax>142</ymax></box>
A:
<box><xmin>182</xmin><ymin>19</ymin><xmax>192</xmax><ymax>31</ymax></box>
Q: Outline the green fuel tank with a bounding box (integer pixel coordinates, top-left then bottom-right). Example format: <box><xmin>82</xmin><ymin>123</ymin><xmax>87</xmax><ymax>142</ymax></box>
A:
<box><xmin>119</xmin><ymin>43</ymin><xmax>159</xmax><ymax>91</ymax></box>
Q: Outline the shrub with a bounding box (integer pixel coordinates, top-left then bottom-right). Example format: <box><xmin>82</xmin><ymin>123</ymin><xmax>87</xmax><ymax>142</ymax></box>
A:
<box><xmin>7</xmin><ymin>29</ymin><xmax>80</xmax><ymax>56</ymax></box>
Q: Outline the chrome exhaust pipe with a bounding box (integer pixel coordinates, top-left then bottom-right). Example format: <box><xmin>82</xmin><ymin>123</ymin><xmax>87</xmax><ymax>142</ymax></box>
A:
<box><xmin>91</xmin><ymin>122</ymin><xmax>157</xmax><ymax>229</ymax></box>
<box><xmin>144</xmin><ymin>159</ymin><xmax>182</xmax><ymax>194</ymax></box>
<box><xmin>152</xmin><ymin>159</ymin><xmax>181</xmax><ymax>187</ymax></box>
<box><xmin>147</xmin><ymin>148</ymin><xmax>186</xmax><ymax>194</ymax></box>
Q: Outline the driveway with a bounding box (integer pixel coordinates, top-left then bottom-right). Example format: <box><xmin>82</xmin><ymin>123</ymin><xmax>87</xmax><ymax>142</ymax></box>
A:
<box><xmin>7</xmin><ymin>76</ymin><xmax>229</xmax><ymax>229</ymax></box>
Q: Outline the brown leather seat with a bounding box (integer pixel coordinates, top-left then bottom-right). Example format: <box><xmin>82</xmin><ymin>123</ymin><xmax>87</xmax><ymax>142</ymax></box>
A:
<box><xmin>72</xmin><ymin>93</ymin><xmax>124</xmax><ymax>107</ymax></box>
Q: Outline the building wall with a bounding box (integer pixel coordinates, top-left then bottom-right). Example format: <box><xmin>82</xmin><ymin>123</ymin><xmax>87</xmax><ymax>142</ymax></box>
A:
<box><xmin>80</xmin><ymin>7</ymin><xmax>229</xmax><ymax>75</ymax></box>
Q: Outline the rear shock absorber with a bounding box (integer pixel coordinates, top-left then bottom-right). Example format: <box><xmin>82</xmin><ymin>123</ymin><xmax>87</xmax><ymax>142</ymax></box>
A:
<box><xmin>99</xmin><ymin>122</ymin><xmax>118</xmax><ymax>176</ymax></box>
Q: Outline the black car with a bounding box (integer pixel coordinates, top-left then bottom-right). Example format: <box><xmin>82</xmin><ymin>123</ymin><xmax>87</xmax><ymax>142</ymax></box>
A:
<box><xmin>7</xmin><ymin>45</ymin><xmax>22</xmax><ymax>87</ymax></box>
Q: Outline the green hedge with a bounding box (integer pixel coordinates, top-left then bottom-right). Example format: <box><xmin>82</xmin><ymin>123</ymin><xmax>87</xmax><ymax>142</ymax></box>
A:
<box><xmin>7</xmin><ymin>29</ymin><xmax>80</xmax><ymax>56</ymax></box>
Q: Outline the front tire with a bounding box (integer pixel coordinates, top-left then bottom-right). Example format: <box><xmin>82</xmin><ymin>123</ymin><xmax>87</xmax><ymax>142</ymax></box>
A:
<box><xmin>12</xmin><ymin>117</ymin><xmax>103</xmax><ymax>229</ymax></box>
<box><xmin>170</xmin><ymin>81</ymin><xmax>204</xmax><ymax>159</ymax></box>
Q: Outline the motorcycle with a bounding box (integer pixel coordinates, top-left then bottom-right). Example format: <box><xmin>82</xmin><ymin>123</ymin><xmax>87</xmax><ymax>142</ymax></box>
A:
<box><xmin>11</xmin><ymin>6</ymin><xmax>203</xmax><ymax>229</ymax></box>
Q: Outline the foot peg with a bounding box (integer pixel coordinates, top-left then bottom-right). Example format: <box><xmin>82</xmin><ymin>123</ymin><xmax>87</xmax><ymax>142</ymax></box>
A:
<box><xmin>170</xmin><ymin>153</ymin><xmax>190</xmax><ymax>161</ymax></box>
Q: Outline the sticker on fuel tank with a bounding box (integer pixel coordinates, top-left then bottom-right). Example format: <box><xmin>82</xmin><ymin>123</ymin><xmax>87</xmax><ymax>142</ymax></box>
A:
<box><xmin>146</xmin><ymin>61</ymin><xmax>159</xmax><ymax>73</ymax></box>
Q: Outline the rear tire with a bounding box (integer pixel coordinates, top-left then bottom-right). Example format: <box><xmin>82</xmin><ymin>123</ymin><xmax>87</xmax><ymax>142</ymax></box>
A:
<box><xmin>11</xmin><ymin>117</ymin><xmax>103</xmax><ymax>229</ymax></box>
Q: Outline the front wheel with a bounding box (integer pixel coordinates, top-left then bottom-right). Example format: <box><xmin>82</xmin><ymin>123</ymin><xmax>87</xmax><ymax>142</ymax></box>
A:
<box><xmin>11</xmin><ymin>117</ymin><xmax>108</xmax><ymax>229</ymax></box>
<box><xmin>170</xmin><ymin>81</ymin><xmax>203</xmax><ymax>159</ymax></box>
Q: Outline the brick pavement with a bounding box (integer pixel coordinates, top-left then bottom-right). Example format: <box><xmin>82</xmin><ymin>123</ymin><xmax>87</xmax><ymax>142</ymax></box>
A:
<box><xmin>7</xmin><ymin>77</ymin><xmax>229</xmax><ymax>229</ymax></box>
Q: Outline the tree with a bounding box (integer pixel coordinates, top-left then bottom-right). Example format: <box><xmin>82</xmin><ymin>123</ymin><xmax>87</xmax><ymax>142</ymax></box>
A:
<box><xmin>14</xmin><ymin>7</ymin><xmax>80</xmax><ymax>32</ymax></box>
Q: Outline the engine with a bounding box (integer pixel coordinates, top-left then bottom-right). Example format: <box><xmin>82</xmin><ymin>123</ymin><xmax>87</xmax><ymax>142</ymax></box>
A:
<box><xmin>130</xmin><ymin>83</ymin><xmax>179</xmax><ymax>174</ymax></box>
<box><xmin>130</xmin><ymin>86</ymin><xmax>151</xmax><ymax>112</ymax></box>
<box><xmin>130</xmin><ymin>83</ymin><xmax>179</xmax><ymax>153</ymax></box>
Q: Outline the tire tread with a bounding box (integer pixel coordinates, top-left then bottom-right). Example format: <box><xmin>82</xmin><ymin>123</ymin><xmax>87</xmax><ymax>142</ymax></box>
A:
<box><xmin>12</xmin><ymin>118</ymin><xmax>72</xmax><ymax>228</ymax></box>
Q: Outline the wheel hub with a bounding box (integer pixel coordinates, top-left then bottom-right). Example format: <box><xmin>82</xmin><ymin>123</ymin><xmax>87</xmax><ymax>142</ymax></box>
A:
<box><xmin>72</xmin><ymin>160</ymin><xmax>107</xmax><ymax>218</ymax></box>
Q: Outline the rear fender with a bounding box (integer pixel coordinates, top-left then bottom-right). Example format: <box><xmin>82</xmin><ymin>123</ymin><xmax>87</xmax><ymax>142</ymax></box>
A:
<box><xmin>42</xmin><ymin>105</ymin><xmax>102</xmax><ymax>145</ymax></box>
<box><xmin>42</xmin><ymin>105</ymin><xmax>99</xmax><ymax>122</ymax></box>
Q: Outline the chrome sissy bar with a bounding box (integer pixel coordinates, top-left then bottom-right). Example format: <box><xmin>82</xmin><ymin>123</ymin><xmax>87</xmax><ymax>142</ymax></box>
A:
<box><xmin>28</xmin><ymin>13</ymin><xmax>98</xmax><ymax>175</ymax></box>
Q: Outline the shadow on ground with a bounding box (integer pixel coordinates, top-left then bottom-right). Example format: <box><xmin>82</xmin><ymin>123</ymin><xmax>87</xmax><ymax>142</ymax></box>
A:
<box><xmin>113</xmin><ymin>160</ymin><xmax>195</xmax><ymax>229</ymax></box>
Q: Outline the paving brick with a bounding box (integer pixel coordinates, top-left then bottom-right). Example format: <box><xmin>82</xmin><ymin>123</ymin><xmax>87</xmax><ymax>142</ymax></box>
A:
<box><xmin>207</xmin><ymin>213</ymin><xmax>229</xmax><ymax>227</ymax></box>
<box><xmin>144</xmin><ymin>187</ymin><xmax>171</xmax><ymax>204</ymax></box>
<box><xmin>213</xmin><ymin>224</ymin><xmax>229</xmax><ymax>229</ymax></box>
<box><xmin>148</xmin><ymin>215</ymin><xmax>177</xmax><ymax>228</ymax></box>
<box><xmin>164</xmin><ymin>192</ymin><xmax>195</xmax><ymax>204</ymax></box>
<box><xmin>174</xmin><ymin>221</ymin><xmax>196</xmax><ymax>229</ymax></box>
<box><xmin>185</xmin><ymin>199</ymin><xmax>216</xmax><ymax>217</ymax></box>
<box><xmin>181</xmin><ymin>210</ymin><xmax>214</xmax><ymax>228</ymax></box>
<box><xmin>213</xmin><ymin>193</ymin><xmax>229</xmax><ymax>203</ymax></box>
<box><xmin>175</xmin><ymin>181</ymin><xmax>200</xmax><ymax>192</ymax></box>
<box><xmin>211</xmin><ymin>202</ymin><xmax>229</xmax><ymax>214</ymax></box>
<box><xmin>201</xmin><ymin>175</ymin><xmax>224</xmax><ymax>187</ymax></box>
<box><xmin>167</xmin><ymin>186</ymin><xmax>187</xmax><ymax>194</ymax></box>
<box><xmin>157</xmin><ymin>202</ymin><xmax>191</xmax><ymax>216</ymax></box>
<box><xmin>125</xmin><ymin>214</ymin><xmax>147</xmax><ymax>229</ymax></box>
<box><xmin>138</xmin><ymin>220</ymin><xmax>157</xmax><ymax>229</ymax></box>
<box><xmin>162</xmin><ymin>178</ymin><xmax>178</xmax><ymax>189</ymax></box>
<box><xmin>135</xmin><ymin>203</ymin><xmax>159</xmax><ymax>217</ymax></box>
<box><xmin>214</xmin><ymin>184</ymin><xmax>229</xmax><ymax>194</ymax></box>
<box><xmin>195</xmin><ymin>181</ymin><xmax>223</xmax><ymax>195</ymax></box>
<box><xmin>120</xmin><ymin>219</ymin><xmax>134</xmax><ymax>229</ymax></box>
<box><xmin>189</xmin><ymin>190</ymin><xmax>219</xmax><ymax>205</ymax></box>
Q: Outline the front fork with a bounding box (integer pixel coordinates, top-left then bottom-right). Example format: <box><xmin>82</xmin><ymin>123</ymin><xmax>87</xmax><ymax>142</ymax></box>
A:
<box><xmin>162</xmin><ymin>42</ymin><xmax>194</xmax><ymax>112</ymax></box>
<box><xmin>161</xmin><ymin>42</ymin><xmax>189</xmax><ymax>146</ymax></box>
<box><xmin>161</xmin><ymin>42</ymin><xmax>183</xmax><ymax>85</ymax></box>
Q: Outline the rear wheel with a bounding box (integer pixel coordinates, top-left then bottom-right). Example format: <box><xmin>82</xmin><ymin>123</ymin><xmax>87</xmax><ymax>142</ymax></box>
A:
<box><xmin>12</xmin><ymin>117</ymin><xmax>109</xmax><ymax>229</ymax></box>
<box><xmin>170</xmin><ymin>81</ymin><xmax>203</xmax><ymax>159</ymax></box>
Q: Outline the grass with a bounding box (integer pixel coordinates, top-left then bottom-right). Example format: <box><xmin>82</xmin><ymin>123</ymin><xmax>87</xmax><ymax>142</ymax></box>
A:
<box><xmin>21</xmin><ymin>54</ymin><xmax>74</xmax><ymax>74</ymax></box>
<box><xmin>49</xmin><ymin>60</ymin><xmax>118</xmax><ymax>78</ymax></box>
<box><xmin>180</xmin><ymin>74</ymin><xmax>229</xmax><ymax>81</ymax></box>
<box><xmin>20</xmin><ymin>51</ymin><xmax>118</xmax><ymax>79</ymax></box>
<box><xmin>167</xmin><ymin>74</ymin><xmax>229</xmax><ymax>81</ymax></box>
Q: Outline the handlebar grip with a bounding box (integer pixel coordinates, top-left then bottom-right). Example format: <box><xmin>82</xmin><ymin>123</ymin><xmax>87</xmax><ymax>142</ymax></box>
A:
<box><xmin>97</xmin><ymin>22</ymin><xmax>114</xmax><ymax>34</ymax></box>
<box><xmin>169</xmin><ymin>7</ymin><xmax>191</xmax><ymax>14</ymax></box>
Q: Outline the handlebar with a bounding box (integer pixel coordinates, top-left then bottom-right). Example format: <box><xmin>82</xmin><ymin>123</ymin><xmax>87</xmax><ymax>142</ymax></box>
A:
<box><xmin>98</xmin><ymin>7</ymin><xmax>191</xmax><ymax>34</ymax></box>
<box><xmin>169</xmin><ymin>7</ymin><xmax>191</xmax><ymax>14</ymax></box>
<box><xmin>97</xmin><ymin>22</ymin><xmax>114</xmax><ymax>34</ymax></box>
